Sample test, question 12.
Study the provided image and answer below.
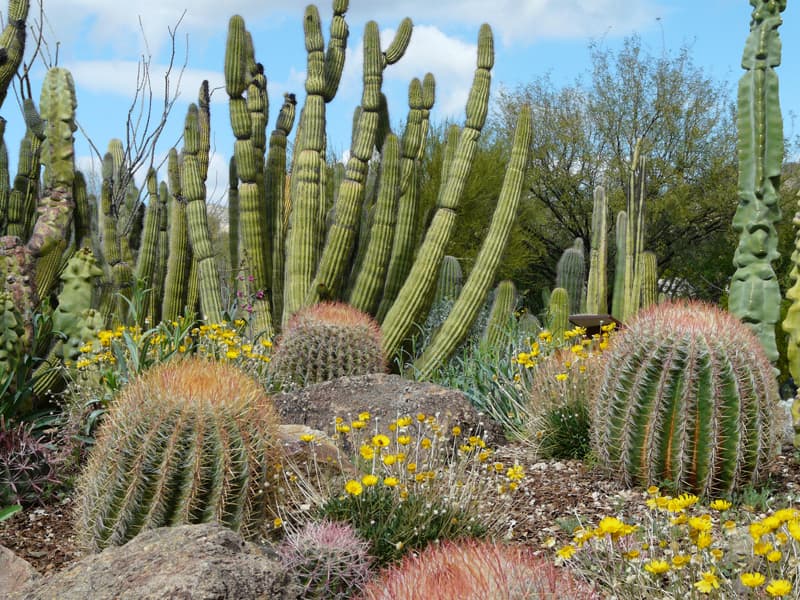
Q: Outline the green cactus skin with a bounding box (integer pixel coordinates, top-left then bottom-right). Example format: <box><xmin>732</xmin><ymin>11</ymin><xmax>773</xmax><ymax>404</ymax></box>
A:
<box><xmin>322</xmin><ymin>0</ymin><xmax>349</xmax><ymax>101</ymax></box>
<box><xmin>6</xmin><ymin>100</ymin><xmax>45</xmax><ymax>240</ymax></box>
<box><xmin>151</xmin><ymin>181</ymin><xmax>169</xmax><ymax>325</ymax></box>
<box><xmin>592</xmin><ymin>301</ymin><xmax>779</xmax><ymax>496</ymax></box>
<box><xmin>0</xmin><ymin>290</ymin><xmax>24</xmax><ymax>383</ymax></box>
<box><xmin>381</xmin><ymin>25</ymin><xmax>493</xmax><ymax>358</ymax></box>
<box><xmin>72</xmin><ymin>171</ymin><xmax>91</xmax><ymax>247</ymax></box>
<box><xmin>227</xmin><ymin>156</ymin><xmax>240</xmax><ymax>288</ymax></box>
<box><xmin>622</xmin><ymin>142</ymin><xmax>647</xmax><ymax>323</ymax></box>
<box><xmin>347</xmin><ymin>133</ymin><xmax>401</xmax><ymax>314</ymax></box>
<box><xmin>0</xmin><ymin>0</ymin><xmax>29</xmax><ymax>108</ymax></box>
<box><xmin>415</xmin><ymin>105</ymin><xmax>531</xmax><ymax>375</ymax></box>
<box><xmin>480</xmin><ymin>280</ymin><xmax>518</xmax><ymax>353</ymax></box>
<box><xmin>305</xmin><ymin>18</ymin><xmax>402</xmax><ymax>306</ymax></box>
<box><xmin>376</xmin><ymin>74</ymin><xmax>435</xmax><ymax>322</ymax></box>
<box><xmin>546</xmin><ymin>287</ymin><xmax>569</xmax><ymax>341</ymax></box>
<box><xmin>556</xmin><ymin>238</ymin><xmax>585</xmax><ymax>316</ymax></box>
<box><xmin>135</xmin><ymin>169</ymin><xmax>161</xmax><ymax>321</ymax></box>
<box><xmin>74</xmin><ymin>358</ymin><xmax>284</xmax><ymax>552</ymax></box>
<box><xmin>53</xmin><ymin>248</ymin><xmax>104</xmax><ymax>362</ymax></box>
<box><xmin>0</xmin><ymin>119</ymin><xmax>8</xmax><ymax>233</ymax></box>
<box><xmin>729</xmin><ymin>0</ymin><xmax>785</xmax><ymax>365</ymax></box>
<box><xmin>586</xmin><ymin>186</ymin><xmax>608</xmax><ymax>315</ymax></box>
<box><xmin>639</xmin><ymin>251</ymin><xmax>658</xmax><ymax>310</ymax></box>
<box><xmin>783</xmin><ymin>186</ymin><xmax>800</xmax><ymax>446</ymax></box>
<box><xmin>611</xmin><ymin>211</ymin><xmax>627</xmax><ymax>321</ymax></box>
<box><xmin>182</xmin><ymin>103</ymin><xmax>223</xmax><ymax>324</ymax></box>
<box><xmin>99</xmin><ymin>151</ymin><xmax>131</xmax><ymax>323</ymax></box>
<box><xmin>197</xmin><ymin>80</ymin><xmax>211</xmax><ymax>182</ymax></box>
<box><xmin>162</xmin><ymin>149</ymin><xmax>190</xmax><ymax>321</ymax></box>
<box><xmin>518</xmin><ymin>312</ymin><xmax>542</xmax><ymax>340</ymax></box>
<box><xmin>266</xmin><ymin>94</ymin><xmax>297</xmax><ymax>326</ymax></box>
<box><xmin>433</xmin><ymin>255</ymin><xmax>463</xmax><ymax>305</ymax></box>
<box><xmin>268</xmin><ymin>301</ymin><xmax>386</xmax><ymax>387</ymax></box>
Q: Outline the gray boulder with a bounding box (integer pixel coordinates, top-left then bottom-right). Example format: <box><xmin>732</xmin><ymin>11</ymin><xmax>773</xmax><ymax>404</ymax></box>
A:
<box><xmin>0</xmin><ymin>545</ymin><xmax>39</xmax><ymax>595</ymax></box>
<box><xmin>14</xmin><ymin>523</ymin><xmax>298</xmax><ymax>600</ymax></box>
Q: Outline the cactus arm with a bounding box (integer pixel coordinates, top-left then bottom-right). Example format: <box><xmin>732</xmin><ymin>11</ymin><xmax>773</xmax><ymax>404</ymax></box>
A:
<box><xmin>729</xmin><ymin>0</ymin><xmax>785</xmax><ymax>365</ymax></box>
<box><xmin>414</xmin><ymin>105</ymin><xmax>531</xmax><ymax>375</ymax></box>
<box><xmin>639</xmin><ymin>251</ymin><xmax>658</xmax><ymax>309</ymax></box>
<box><xmin>611</xmin><ymin>210</ymin><xmax>627</xmax><ymax>320</ymax></box>
<box><xmin>585</xmin><ymin>186</ymin><xmax>608</xmax><ymax>314</ymax></box>
<box><xmin>0</xmin><ymin>118</ymin><xmax>8</xmax><ymax>233</ymax></box>
<box><xmin>162</xmin><ymin>149</ymin><xmax>190</xmax><ymax>321</ymax></box>
<box><xmin>181</xmin><ymin>104</ymin><xmax>223</xmax><ymax>323</ymax></box>
<box><xmin>322</xmin><ymin>0</ymin><xmax>349</xmax><ymax>101</ymax></box>
<box><xmin>433</xmin><ymin>255</ymin><xmax>463</xmax><ymax>305</ymax></box>
<box><xmin>134</xmin><ymin>168</ymin><xmax>160</xmax><ymax>322</ymax></box>
<box><xmin>546</xmin><ymin>287</ymin><xmax>569</xmax><ymax>341</ymax></box>
<box><xmin>381</xmin><ymin>24</ymin><xmax>493</xmax><ymax>358</ymax></box>
<box><xmin>0</xmin><ymin>0</ymin><xmax>29</xmax><ymax>107</ymax></box>
<box><xmin>347</xmin><ymin>132</ymin><xmax>401</xmax><ymax>314</ymax></box>
<box><xmin>481</xmin><ymin>280</ymin><xmax>518</xmax><ymax>351</ymax></box>
<box><xmin>555</xmin><ymin>238</ymin><xmax>585</xmax><ymax>315</ymax></box>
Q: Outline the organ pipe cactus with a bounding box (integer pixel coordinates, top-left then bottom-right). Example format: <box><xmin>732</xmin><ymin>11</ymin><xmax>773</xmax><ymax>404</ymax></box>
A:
<box><xmin>546</xmin><ymin>287</ymin><xmax>569</xmax><ymax>341</ymax></box>
<box><xmin>433</xmin><ymin>255</ymin><xmax>463</xmax><ymax>305</ymax></box>
<box><xmin>783</xmin><ymin>186</ymin><xmax>800</xmax><ymax>446</ymax></box>
<box><xmin>0</xmin><ymin>0</ymin><xmax>29</xmax><ymax>107</ymax></box>
<box><xmin>480</xmin><ymin>280</ymin><xmax>519</xmax><ymax>353</ymax></box>
<box><xmin>593</xmin><ymin>301</ymin><xmax>779</xmax><ymax>496</ymax></box>
<box><xmin>729</xmin><ymin>0</ymin><xmax>786</xmax><ymax>365</ymax></box>
<box><xmin>556</xmin><ymin>237</ymin><xmax>585</xmax><ymax>315</ymax></box>
<box><xmin>415</xmin><ymin>104</ymin><xmax>531</xmax><ymax>375</ymax></box>
<box><xmin>161</xmin><ymin>148</ymin><xmax>189</xmax><ymax>322</ymax></box>
<box><xmin>611</xmin><ymin>210</ymin><xmax>627</xmax><ymax>321</ymax></box>
<box><xmin>381</xmin><ymin>24</ymin><xmax>494</xmax><ymax>358</ymax></box>
<box><xmin>585</xmin><ymin>186</ymin><xmax>608</xmax><ymax>314</ymax></box>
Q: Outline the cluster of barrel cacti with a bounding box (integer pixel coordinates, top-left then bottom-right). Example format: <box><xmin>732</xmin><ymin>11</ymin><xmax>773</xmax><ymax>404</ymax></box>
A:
<box><xmin>0</xmin><ymin>0</ymin><xmax>537</xmax><ymax>392</ymax></box>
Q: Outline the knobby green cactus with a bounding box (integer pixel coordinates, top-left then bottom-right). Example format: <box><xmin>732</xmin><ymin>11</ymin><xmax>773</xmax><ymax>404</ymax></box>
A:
<box><xmin>729</xmin><ymin>0</ymin><xmax>786</xmax><ymax>365</ymax></box>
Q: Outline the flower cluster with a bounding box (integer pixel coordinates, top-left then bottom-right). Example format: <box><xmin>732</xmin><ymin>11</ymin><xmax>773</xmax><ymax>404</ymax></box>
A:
<box><xmin>515</xmin><ymin>322</ymin><xmax>615</xmax><ymax>379</ymax></box>
<box><xmin>553</xmin><ymin>487</ymin><xmax>800</xmax><ymax>598</ymax></box>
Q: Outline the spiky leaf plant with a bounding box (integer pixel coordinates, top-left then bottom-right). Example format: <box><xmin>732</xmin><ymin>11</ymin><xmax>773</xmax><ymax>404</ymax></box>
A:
<box><xmin>74</xmin><ymin>357</ymin><xmax>283</xmax><ymax>552</ymax></box>
<box><xmin>592</xmin><ymin>301</ymin><xmax>779</xmax><ymax>496</ymax></box>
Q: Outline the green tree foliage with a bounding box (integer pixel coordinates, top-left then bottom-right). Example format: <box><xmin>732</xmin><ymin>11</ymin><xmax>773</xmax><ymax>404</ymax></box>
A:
<box><xmin>492</xmin><ymin>35</ymin><xmax>738</xmax><ymax>307</ymax></box>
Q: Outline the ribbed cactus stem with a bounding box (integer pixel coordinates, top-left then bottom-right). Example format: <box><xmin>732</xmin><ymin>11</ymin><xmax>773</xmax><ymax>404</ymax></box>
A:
<box><xmin>481</xmin><ymin>280</ymin><xmax>518</xmax><ymax>351</ymax></box>
<box><xmin>611</xmin><ymin>210</ymin><xmax>627</xmax><ymax>321</ymax></box>
<box><xmin>556</xmin><ymin>238</ymin><xmax>584</xmax><ymax>315</ymax></box>
<box><xmin>729</xmin><ymin>0</ymin><xmax>785</xmax><ymax>365</ymax></box>
<box><xmin>182</xmin><ymin>103</ymin><xmax>223</xmax><ymax>323</ymax></box>
<box><xmin>639</xmin><ymin>251</ymin><xmax>658</xmax><ymax>310</ymax></box>
<box><xmin>415</xmin><ymin>105</ymin><xmax>531</xmax><ymax>375</ymax></box>
<box><xmin>135</xmin><ymin>169</ymin><xmax>161</xmax><ymax>323</ymax></box>
<box><xmin>593</xmin><ymin>301</ymin><xmax>779</xmax><ymax>496</ymax></box>
<box><xmin>162</xmin><ymin>149</ymin><xmax>189</xmax><ymax>321</ymax></box>
<box><xmin>586</xmin><ymin>185</ymin><xmax>608</xmax><ymax>314</ymax></box>
<box><xmin>433</xmin><ymin>255</ymin><xmax>462</xmax><ymax>305</ymax></box>
<box><xmin>622</xmin><ymin>141</ymin><xmax>646</xmax><ymax>322</ymax></box>
<box><xmin>0</xmin><ymin>118</ymin><xmax>8</xmax><ymax>233</ymax></box>
<box><xmin>72</xmin><ymin>171</ymin><xmax>91</xmax><ymax>247</ymax></box>
<box><xmin>0</xmin><ymin>0</ymin><xmax>29</xmax><ymax>108</ymax></box>
<box><xmin>547</xmin><ymin>287</ymin><xmax>569</xmax><ymax>341</ymax></box>
<box><xmin>381</xmin><ymin>24</ymin><xmax>493</xmax><ymax>358</ymax></box>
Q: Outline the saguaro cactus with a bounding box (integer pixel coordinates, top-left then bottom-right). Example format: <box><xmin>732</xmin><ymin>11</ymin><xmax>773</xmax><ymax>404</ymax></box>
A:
<box><xmin>556</xmin><ymin>237</ymin><xmax>585</xmax><ymax>315</ymax></box>
<box><xmin>585</xmin><ymin>186</ymin><xmax>608</xmax><ymax>314</ymax></box>
<box><xmin>729</xmin><ymin>0</ymin><xmax>786</xmax><ymax>365</ymax></box>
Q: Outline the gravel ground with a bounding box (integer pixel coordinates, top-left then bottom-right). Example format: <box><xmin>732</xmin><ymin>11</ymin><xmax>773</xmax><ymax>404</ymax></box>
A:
<box><xmin>3</xmin><ymin>444</ymin><xmax>798</xmax><ymax>577</ymax></box>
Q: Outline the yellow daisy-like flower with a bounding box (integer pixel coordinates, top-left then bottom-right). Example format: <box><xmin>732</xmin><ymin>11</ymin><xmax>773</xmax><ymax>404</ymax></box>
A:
<box><xmin>299</xmin><ymin>434</ymin><xmax>315</xmax><ymax>442</ymax></box>
<box><xmin>351</xmin><ymin>421</ymin><xmax>366</xmax><ymax>430</ymax></box>
<box><xmin>595</xmin><ymin>516</ymin><xmax>625</xmax><ymax>537</ymax></box>
<box><xmin>358</xmin><ymin>411</ymin><xmax>371</xmax><ymax>422</ymax></box>
<box><xmin>753</xmin><ymin>540</ymin><xmax>773</xmax><ymax>556</ymax></box>
<box><xmin>646</xmin><ymin>485</ymin><xmax>660</xmax><ymax>496</ymax></box>
<box><xmin>382</xmin><ymin>454</ymin><xmax>397</xmax><ymax>466</ymax></box>
<box><xmin>372</xmin><ymin>434</ymin><xmax>391</xmax><ymax>447</ymax></box>
<box><xmin>407</xmin><ymin>462</ymin><xmax>417</xmax><ymax>474</ymax></box>
<box><xmin>420</xmin><ymin>437</ymin><xmax>432</xmax><ymax>449</ymax></box>
<box><xmin>273</xmin><ymin>517</ymin><xmax>283</xmax><ymax>528</ymax></box>
<box><xmin>506</xmin><ymin>465</ymin><xmax>525</xmax><ymax>481</ymax></box>
<box><xmin>417</xmin><ymin>413</ymin><xmax>426</xmax><ymax>422</ymax></box>
<box><xmin>773</xmin><ymin>508</ymin><xmax>799</xmax><ymax>523</ymax></box>
<box><xmin>709</xmin><ymin>499</ymin><xmax>732</xmax><ymax>511</ymax></box>
<box><xmin>336</xmin><ymin>424</ymin><xmax>351</xmax><ymax>433</ymax></box>
<box><xmin>644</xmin><ymin>559</ymin><xmax>670</xmax><ymax>575</ymax></box>
<box><xmin>555</xmin><ymin>373</ymin><xmax>568</xmax><ymax>382</ymax></box>
<box><xmin>710</xmin><ymin>548</ymin><xmax>724</xmax><ymax>560</ymax></box>
<box><xmin>766</xmin><ymin>579</ymin><xmax>792</xmax><ymax>597</ymax></box>
<box><xmin>671</xmin><ymin>555</ymin><xmax>691</xmax><ymax>568</ymax></box>
<box><xmin>766</xmin><ymin>550</ymin><xmax>782</xmax><ymax>563</ymax></box>
<box><xmin>397</xmin><ymin>435</ymin><xmax>411</xmax><ymax>446</ymax></box>
<box><xmin>695</xmin><ymin>531</ymin><xmax>712</xmax><ymax>550</ymax></box>
<box><xmin>740</xmin><ymin>572</ymin><xmax>766</xmax><ymax>588</ymax></box>
<box><xmin>750</xmin><ymin>521</ymin><xmax>769</xmax><ymax>541</ymax></box>
<box><xmin>362</xmin><ymin>474</ymin><xmax>379</xmax><ymax>487</ymax></box>
<box><xmin>260</xmin><ymin>339</ymin><xmax>273</xmax><ymax>348</ymax></box>
<box><xmin>345</xmin><ymin>480</ymin><xmax>363</xmax><ymax>496</ymax></box>
<box><xmin>359</xmin><ymin>445</ymin><xmax>375</xmax><ymax>460</ymax></box>
<box><xmin>225</xmin><ymin>350</ymin><xmax>240</xmax><ymax>359</ymax></box>
<box><xmin>689</xmin><ymin>515</ymin><xmax>712</xmax><ymax>532</ymax></box>
<box><xmin>623</xmin><ymin>549</ymin><xmax>640</xmax><ymax>560</ymax></box>
<box><xmin>397</xmin><ymin>416</ymin><xmax>413</xmax><ymax>428</ymax></box>
<box><xmin>668</xmin><ymin>493</ymin><xmax>699</xmax><ymax>513</ymax></box>
<box><xmin>79</xmin><ymin>343</ymin><xmax>93</xmax><ymax>353</ymax></box>
<box><xmin>451</xmin><ymin>426</ymin><xmax>462</xmax><ymax>437</ymax></box>
<box><xmin>694</xmin><ymin>571</ymin><xmax>720</xmax><ymax>594</ymax></box>
<box><xmin>556</xmin><ymin>545</ymin><xmax>576</xmax><ymax>560</ymax></box>
<box><xmin>383</xmin><ymin>477</ymin><xmax>399</xmax><ymax>487</ymax></box>
<box><xmin>787</xmin><ymin>519</ymin><xmax>800</xmax><ymax>541</ymax></box>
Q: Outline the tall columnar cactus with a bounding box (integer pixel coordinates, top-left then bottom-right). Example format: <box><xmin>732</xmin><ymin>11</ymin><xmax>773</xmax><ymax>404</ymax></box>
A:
<box><xmin>415</xmin><ymin>105</ymin><xmax>531</xmax><ymax>375</ymax></box>
<box><xmin>0</xmin><ymin>290</ymin><xmax>23</xmax><ymax>382</ymax></box>
<box><xmin>305</xmin><ymin>17</ymin><xmax>413</xmax><ymax>307</ymax></box>
<box><xmin>593</xmin><ymin>301</ymin><xmax>779</xmax><ymax>496</ymax></box>
<box><xmin>783</xmin><ymin>186</ymin><xmax>800</xmax><ymax>447</ymax></box>
<box><xmin>546</xmin><ymin>287</ymin><xmax>569</xmax><ymax>341</ymax></box>
<box><xmin>621</xmin><ymin>141</ymin><xmax>647</xmax><ymax>322</ymax></box>
<box><xmin>480</xmin><ymin>280</ymin><xmax>518</xmax><ymax>353</ymax></box>
<box><xmin>74</xmin><ymin>358</ymin><xmax>284</xmax><ymax>552</ymax></box>
<box><xmin>639</xmin><ymin>250</ymin><xmax>658</xmax><ymax>310</ymax></box>
<box><xmin>611</xmin><ymin>210</ymin><xmax>627</xmax><ymax>321</ymax></box>
<box><xmin>729</xmin><ymin>0</ymin><xmax>785</xmax><ymax>365</ymax></box>
<box><xmin>381</xmin><ymin>24</ymin><xmax>493</xmax><ymax>358</ymax></box>
<box><xmin>433</xmin><ymin>255</ymin><xmax>463</xmax><ymax>305</ymax></box>
<box><xmin>161</xmin><ymin>148</ymin><xmax>189</xmax><ymax>321</ymax></box>
<box><xmin>586</xmin><ymin>186</ymin><xmax>608</xmax><ymax>314</ymax></box>
<box><xmin>181</xmin><ymin>102</ymin><xmax>223</xmax><ymax>323</ymax></box>
<box><xmin>268</xmin><ymin>301</ymin><xmax>386</xmax><ymax>387</ymax></box>
<box><xmin>556</xmin><ymin>237</ymin><xmax>585</xmax><ymax>315</ymax></box>
<box><xmin>0</xmin><ymin>0</ymin><xmax>29</xmax><ymax>107</ymax></box>
<box><xmin>134</xmin><ymin>169</ymin><xmax>161</xmax><ymax>322</ymax></box>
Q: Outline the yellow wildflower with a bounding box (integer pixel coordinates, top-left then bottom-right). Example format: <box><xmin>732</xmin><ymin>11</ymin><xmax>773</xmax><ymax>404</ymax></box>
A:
<box><xmin>740</xmin><ymin>572</ymin><xmax>765</xmax><ymax>588</ymax></box>
<box><xmin>556</xmin><ymin>545</ymin><xmax>576</xmax><ymax>560</ymax></box>
<box><xmin>372</xmin><ymin>434</ymin><xmax>390</xmax><ymax>447</ymax></box>
<box><xmin>694</xmin><ymin>571</ymin><xmax>720</xmax><ymax>594</ymax></box>
<box><xmin>299</xmin><ymin>434</ymin><xmax>315</xmax><ymax>442</ymax></box>
<box><xmin>383</xmin><ymin>477</ymin><xmax>398</xmax><ymax>487</ymax></box>
<box><xmin>709</xmin><ymin>499</ymin><xmax>732</xmax><ymax>511</ymax></box>
<box><xmin>644</xmin><ymin>559</ymin><xmax>670</xmax><ymax>575</ymax></box>
<box><xmin>359</xmin><ymin>445</ymin><xmax>375</xmax><ymax>460</ymax></box>
<box><xmin>362</xmin><ymin>474</ymin><xmax>378</xmax><ymax>487</ymax></box>
<box><xmin>344</xmin><ymin>480</ymin><xmax>363</xmax><ymax>496</ymax></box>
<box><xmin>766</xmin><ymin>580</ymin><xmax>792</xmax><ymax>597</ymax></box>
<box><xmin>671</xmin><ymin>555</ymin><xmax>691</xmax><ymax>568</ymax></box>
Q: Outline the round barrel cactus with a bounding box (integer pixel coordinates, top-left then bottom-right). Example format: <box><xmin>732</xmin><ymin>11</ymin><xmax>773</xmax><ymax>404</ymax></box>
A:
<box><xmin>592</xmin><ymin>301</ymin><xmax>779</xmax><ymax>496</ymax></box>
<box><xmin>74</xmin><ymin>358</ymin><xmax>283</xmax><ymax>552</ymax></box>
<box><xmin>269</xmin><ymin>302</ymin><xmax>386</xmax><ymax>387</ymax></box>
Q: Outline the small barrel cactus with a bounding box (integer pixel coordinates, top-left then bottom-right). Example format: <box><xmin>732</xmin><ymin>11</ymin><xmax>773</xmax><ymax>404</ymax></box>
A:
<box><xmin>278</xmin><ymin>520</ymin><xmax>372</xmax><ymax>599</ymax></box>
<box><xmin>74</xmin><ymin>357</ymin><xmax>283</xmax><ymax>552</ymax></box>
<box><xmin>592</xmin><ymin>301</ymin><xmax>779</xmax><ymax>496</ymax></box>
<box><xmin>269</xmin><ymin>302</ymin><xmax>386</xmax><ymax>387</ymax></box>
<box><xmin>358</xmin><ymin>539</ymin><xmax>600</xmax><ymax>599</ymax></box>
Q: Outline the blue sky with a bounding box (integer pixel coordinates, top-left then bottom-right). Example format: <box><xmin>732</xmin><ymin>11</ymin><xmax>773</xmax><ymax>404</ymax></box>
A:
<box><xmin>5</xmin><ymin>0</ymin><xmax>799</xmax><ymax>201</ymax></box>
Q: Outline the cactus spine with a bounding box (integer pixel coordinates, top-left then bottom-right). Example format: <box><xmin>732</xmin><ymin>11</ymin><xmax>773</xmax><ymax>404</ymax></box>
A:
<box><xmin>415</xmin><ymin>105</ymin><xmax>531</xmax><ymax>375</ymax></box>
<box><xmin>729</xmin><ymin>0</ymin><xmax>785</xmax><ymax>365</ymax></box>
<box><xmin>585</xmin><ymin>186</ymin><xmax>608</xmax><ymax>314</ymax></box>
<box><xmin>593</xmin><ymin>301</ymin><xmax>779</xmax><ymax>496</ymax></box>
